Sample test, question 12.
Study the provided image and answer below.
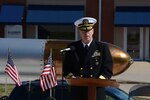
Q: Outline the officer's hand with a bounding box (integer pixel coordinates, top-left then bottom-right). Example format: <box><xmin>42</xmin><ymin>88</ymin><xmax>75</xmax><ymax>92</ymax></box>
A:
<box><xmin>99</xmin><ymin>75</ymin><xmax>106</xmax><ymax>79</ymax></box>
<box><xmin>65</xmin><ymin>73</ymin><xmax>76</xmax><ymax>78</ymax></box>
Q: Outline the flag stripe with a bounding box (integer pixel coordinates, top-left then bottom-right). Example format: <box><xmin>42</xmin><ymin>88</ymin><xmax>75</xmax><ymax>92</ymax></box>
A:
<box><xmin>6</xmin><ymin>64</ymin><xmax>19</xmax><ymax>79</ymax></box>
<box><xmin>5</xmin><ymin>52</ymin><xmax>21</xmax><ymax>86</ymax></box>
<box><xmin>5</xmin><ymin>65</ymin><xmax>21</xmax><ymax>86</ymax></box>
<box><xmin>40</xmin><ymin>56</ymin><xmax>57</xmax><ymax>91</ymax></box>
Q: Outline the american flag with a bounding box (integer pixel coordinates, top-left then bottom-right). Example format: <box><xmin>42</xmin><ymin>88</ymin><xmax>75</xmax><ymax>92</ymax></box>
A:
<box><xmin>5</xmin><ymin>51</ymin><xmax>22</xmax><ymax>86</ymax></box>
<box><xmin>40</xmin><ymin>56</ymin><xmax>58</xmax><ymax>91</ymax></box>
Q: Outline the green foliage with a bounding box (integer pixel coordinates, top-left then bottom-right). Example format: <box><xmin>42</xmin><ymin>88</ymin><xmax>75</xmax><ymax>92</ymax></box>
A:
<box><xmin>0</xmin><ymin>84</ymin><xmax>15</xmax><ymax>97</ymax></box>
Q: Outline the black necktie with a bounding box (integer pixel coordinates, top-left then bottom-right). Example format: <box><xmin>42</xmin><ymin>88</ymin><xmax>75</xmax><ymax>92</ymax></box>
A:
<box><xmin>85</xmin><ymin>45</ymin><xmax>89</xmax><ymax>51</ymax></box>
<box><xmin>84</xmin><ymin>45</ymin><xmax>89</xmax><ymax>56</ymax></box>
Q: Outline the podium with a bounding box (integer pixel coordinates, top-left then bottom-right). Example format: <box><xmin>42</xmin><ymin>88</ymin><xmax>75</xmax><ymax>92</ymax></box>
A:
<box><xmin>66</xmin><ymin>78</ymin><xmax>119</xmax><ymax>100</ymax></box>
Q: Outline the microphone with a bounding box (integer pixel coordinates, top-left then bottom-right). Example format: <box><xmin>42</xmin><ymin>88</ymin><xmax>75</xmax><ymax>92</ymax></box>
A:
<box><xmin>60</xmin><ymin>46</ymin><xmax>75</xmax><ymax>53</ymax></box>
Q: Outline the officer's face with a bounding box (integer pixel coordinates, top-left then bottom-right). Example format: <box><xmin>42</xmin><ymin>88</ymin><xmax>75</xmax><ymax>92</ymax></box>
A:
<box><xmin>79</xmin><ymin>29</ymin><xmax>94</xmax><ymax>44</ymax></box>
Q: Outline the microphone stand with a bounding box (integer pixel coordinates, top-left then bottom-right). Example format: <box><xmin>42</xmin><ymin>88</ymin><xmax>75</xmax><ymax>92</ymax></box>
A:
<box><xmin>60</xmin><ymin>51</ymin><xmax>66</xmax><ymax>100</ymax></box>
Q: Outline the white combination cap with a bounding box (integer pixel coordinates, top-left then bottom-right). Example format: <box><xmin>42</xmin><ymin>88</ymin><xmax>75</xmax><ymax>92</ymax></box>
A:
<box><xmin>74</xmin><ymin>17</ymin><xmax>97</xmax><ymax>31</ymax></box>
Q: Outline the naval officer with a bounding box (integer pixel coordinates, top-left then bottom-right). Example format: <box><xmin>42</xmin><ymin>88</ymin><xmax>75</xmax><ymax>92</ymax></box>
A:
<box><xmin>63</xmin><ymin>17</ymin><xmax>113</xmax><ymax>100</ymax></box>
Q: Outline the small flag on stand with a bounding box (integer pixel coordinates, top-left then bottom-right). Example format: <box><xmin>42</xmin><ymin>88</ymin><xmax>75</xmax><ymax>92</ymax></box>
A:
<box><xmin>5</xmin><ymin>50</ymin><xmax>22</xmax><ymax>86</ymax></box>
<box><xmin>40</xmin><ymin>56</ymin><xmax>58</xmax><ymax>92</ymax></box>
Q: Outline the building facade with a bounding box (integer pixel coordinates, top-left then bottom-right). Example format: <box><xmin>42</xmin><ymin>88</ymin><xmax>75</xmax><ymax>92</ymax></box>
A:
<box><xmin>0</xmin><ymin>0</ymin><xmax>150</xmax><ymax>61</ymax></box>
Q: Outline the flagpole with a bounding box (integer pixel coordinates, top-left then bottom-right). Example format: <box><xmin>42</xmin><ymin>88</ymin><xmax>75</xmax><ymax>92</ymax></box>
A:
<box><xmin>4</xmin><ymin>73</ymin><xmax>7</xmax><ymax>95</ymax></box>
<box><xmin>49</xmin><ymin>48</ymin><xmax>56</xmax><ymax>100</ymax></box>
<box><xmin>28</xmin><ymin>80</ymin><xmax>31</xmax><ymax>100</ymax></box>
<box><xmin>49</xmin><ymin>48</ymin><xmax>52</xmax><ymax>99</ymax></box>
<box><xmin>60</xmin><ymin>51</ymin><xmax>66</xmax><ymax>100</ymax></box>
<box><xmin>4</xmin><ymin>48</ymin><xmax>10</xmax><ymax>95</ymax></box>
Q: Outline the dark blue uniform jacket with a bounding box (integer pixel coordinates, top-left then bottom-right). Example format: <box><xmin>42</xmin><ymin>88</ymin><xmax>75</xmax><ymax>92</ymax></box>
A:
<box><xmin>63</xmin><ymin>39</ymin><xmax>113</xmax><ymax>79</ymax></box>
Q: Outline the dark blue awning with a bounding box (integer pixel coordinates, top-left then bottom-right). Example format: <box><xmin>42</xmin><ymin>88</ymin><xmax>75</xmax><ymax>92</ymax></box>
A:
<box><xmin>26</xmin><ymin>5</ymin><xmax>84</xmax><ymax>25</ymax></box>
<box><xmin>0</xmin><ymin>5</ymin><xmax>24</xmax><ymax>24</ymax></box>
<box><xmin>115</xmin><ymin>7</ymin><xmax>150</xmax><ymax>27</ymax></box>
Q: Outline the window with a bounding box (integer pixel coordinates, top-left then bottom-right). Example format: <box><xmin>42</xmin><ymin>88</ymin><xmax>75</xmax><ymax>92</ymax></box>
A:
<box><xmin>26</xmin><ymin>5</ymin><xmax>84</xmax><ymax>40</ymax></box>
<box><xmin>127</xmin><ymin>27</ymin><xmax>141</xmax><ymax>60</ymax></box>
<box><xmin>38</xmin><ymin>25</ymin><xmax>75</xmax><ymax>40</ymax></box>
<box><xmin>123</xmin><ymin>27</ymin><xmax>150</xmax><ymax>61</ymax></box>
